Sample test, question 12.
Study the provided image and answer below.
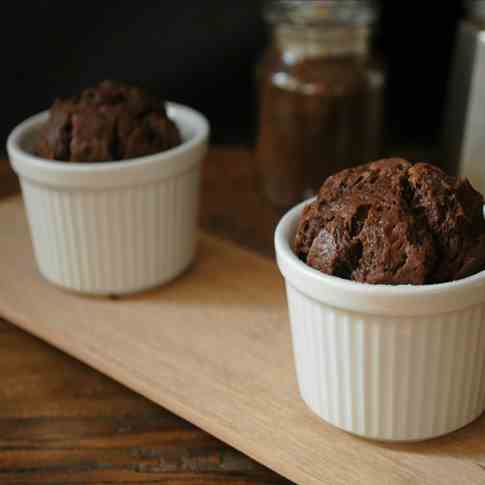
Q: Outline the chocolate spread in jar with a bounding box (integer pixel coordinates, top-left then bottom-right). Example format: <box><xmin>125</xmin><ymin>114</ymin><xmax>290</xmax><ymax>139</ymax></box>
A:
<box><xmin>256</xmin><ymin>1</ymin><xmax>383</xmax><ymax>208</ymax></box>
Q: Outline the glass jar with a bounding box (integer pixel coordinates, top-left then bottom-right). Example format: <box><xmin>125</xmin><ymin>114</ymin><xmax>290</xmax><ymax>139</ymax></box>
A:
<box><xmin>469</xmin><ymin>0</ymin><xmax>485</xmax><ymax>26</ymax></box>
<box><xmin>256</xmin><ymin>0</ymin><xmax>385</xmax><ymax>208</ymax></box>
<box><xmin>444</xmin><ymin>0</ymin><xmax>485</xmax><ymax>181</ymax></box>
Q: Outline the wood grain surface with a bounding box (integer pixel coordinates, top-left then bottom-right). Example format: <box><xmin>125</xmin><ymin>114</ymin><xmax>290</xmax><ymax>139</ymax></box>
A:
<box><xmin>2</xmin><ymin>147</ymin><xmax>484</xmax><ymax>485</ymax></box>
<box><xmin>2</xmin><ymin>193</ymin><xmax>485</xmax><ymax>485</ymax></box>
<box><xmin>0</xmin><ymin>148</ymin><xmax>291</xmax><ymax>485</ymax></box>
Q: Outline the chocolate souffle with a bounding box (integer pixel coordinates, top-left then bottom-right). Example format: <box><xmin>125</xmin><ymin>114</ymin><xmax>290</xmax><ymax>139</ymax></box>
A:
<box><xmin>36</xmin><ymin>80</ymin><xmax>181</xmax><ymax>162</ymax></box>
<box><xmin>295</xmin><ymin>159</ymin><xmax>485</xmax><ymax>285</ymax></box>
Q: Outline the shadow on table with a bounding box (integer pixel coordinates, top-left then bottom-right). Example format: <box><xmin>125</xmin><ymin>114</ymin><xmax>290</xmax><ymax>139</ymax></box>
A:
<box><xmin>367</xmin><ymin>413</ymin><xmax>485</xmax><ymax>461</ymax></box>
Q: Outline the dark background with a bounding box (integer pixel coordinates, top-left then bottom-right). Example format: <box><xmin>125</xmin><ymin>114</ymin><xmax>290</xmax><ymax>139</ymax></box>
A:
<box><xmin>1</xmin><ymin>1</ymin><xmax>464</xmax><ymax>150</ymax></box>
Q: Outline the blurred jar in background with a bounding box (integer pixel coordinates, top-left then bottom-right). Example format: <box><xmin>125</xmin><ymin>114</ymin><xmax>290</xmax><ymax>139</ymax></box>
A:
<box><xmin>444</xmin><ymin>0</ymin><xmax>485</xmax><ymax>188</ymax></box>
<box><xmin>256</xmin><ymin>0</ymin><xmax>385</xmax><ymax>208</ymax></box>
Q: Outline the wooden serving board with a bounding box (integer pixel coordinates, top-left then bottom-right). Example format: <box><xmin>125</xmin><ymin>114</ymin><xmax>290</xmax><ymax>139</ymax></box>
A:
<box><xmin>2</xmin><ymin>196</ymin><xmax>485</xmax><ymax>485</ymax></box>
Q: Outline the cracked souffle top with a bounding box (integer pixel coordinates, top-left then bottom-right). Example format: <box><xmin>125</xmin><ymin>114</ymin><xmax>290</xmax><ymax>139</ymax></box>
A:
<box><xmin>35</xmin><ymin>80</ymin><xmax>181</xmax><ymax>162</ymax></box>
<box><xmin>294</xmin><ymin>158</ymin><xmax>485</xmax><ymax>285</ymax></box>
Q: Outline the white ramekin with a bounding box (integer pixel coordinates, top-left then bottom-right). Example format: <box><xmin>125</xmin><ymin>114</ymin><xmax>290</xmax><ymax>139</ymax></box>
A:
<box><xmin>275</xmin><ymin>199</ymin><xmax>485</xmax><ymax>442</ymax></box>
<box><xmin>7</xmin><ymin>103</ymin><xmax>209</xmax><ymax>295</ymax></box>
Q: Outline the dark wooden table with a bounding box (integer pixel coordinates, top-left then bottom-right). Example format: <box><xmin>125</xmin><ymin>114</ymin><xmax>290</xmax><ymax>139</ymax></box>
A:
<box><xmin>0</xmin><ymin>147</ymin><xmax>292</xmax><ymax>484</ymax></box>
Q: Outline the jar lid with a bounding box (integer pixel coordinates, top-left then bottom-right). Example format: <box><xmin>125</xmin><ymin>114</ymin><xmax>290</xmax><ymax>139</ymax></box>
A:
<box><xmin>468</xmin><ymin>0</ymin><xmax>485</xmax><ymax>23</ymax></box>
<box><xmin>264</xmin><ymin>0</ymin><xmax>375</xmax><ymax>27</ymax></box>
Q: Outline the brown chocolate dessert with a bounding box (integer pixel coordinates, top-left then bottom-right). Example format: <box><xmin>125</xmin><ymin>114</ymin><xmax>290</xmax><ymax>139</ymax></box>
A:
<box><xmin>36</xmin><ymin>80</ymin><xmax>181</xmax><ymax>162</ymax></box>
<box><xmin>295</xmin><ymin>159</ymin><xmax>485</xmax><ymax>285</ymax></box>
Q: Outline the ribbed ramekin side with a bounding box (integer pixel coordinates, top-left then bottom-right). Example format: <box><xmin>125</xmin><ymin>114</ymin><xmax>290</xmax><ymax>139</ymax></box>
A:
<box><xmin>20</xmin><ymin>165</ymin><xmax>200</xmax><ymax>295</ymax></box>
<box><xmin>286</xmin><ymin>283</ymin><xmax>485</xmax><ymax>441</ymax></box>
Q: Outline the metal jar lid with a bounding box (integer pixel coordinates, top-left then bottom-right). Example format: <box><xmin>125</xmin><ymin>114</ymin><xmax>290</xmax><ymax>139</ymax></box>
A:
<box><xmin>468</xmin><ymin>0</ymin><xmax>485</xmax><ymax>24</ymax></box>
<box><xmin>264</xmin><ymin>0</ymin><xmax>375</xmax><ymax>27</ymax></box>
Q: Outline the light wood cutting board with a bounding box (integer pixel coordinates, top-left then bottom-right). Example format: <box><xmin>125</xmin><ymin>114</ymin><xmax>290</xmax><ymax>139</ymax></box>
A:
<box><xmin>2</xmin><ymin>195</ymin><xmax>485</xmax><ymax>485</ymax></box>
